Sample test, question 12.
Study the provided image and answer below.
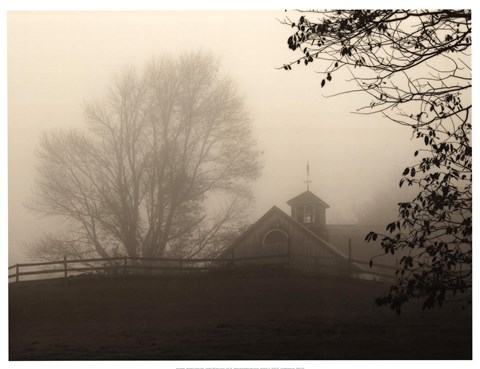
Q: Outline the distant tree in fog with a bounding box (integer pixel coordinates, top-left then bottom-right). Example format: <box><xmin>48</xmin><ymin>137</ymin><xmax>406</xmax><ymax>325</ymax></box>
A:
<box><xmin>30</xmin><ymin>52</ymin><xmax>262</xmax><ymax>260</ymax></box>
<box><xmin>28</xmin><ymin>233</ymin><xmax>92</xmax><ymax>262</ymax></box>
<box><xmin>354</xmin><ymin>191</ymin><xmax>401</xmax><ymax>226</ymax></box>
<box><xmin>282</xmin><ymin>10</ymin><xmax>471</xmax><ymax>312</ymax></box>
<box><xmin>354</xmin><ymin>186</ymin><xmax>418</xmax><ymax>225</ymax></box>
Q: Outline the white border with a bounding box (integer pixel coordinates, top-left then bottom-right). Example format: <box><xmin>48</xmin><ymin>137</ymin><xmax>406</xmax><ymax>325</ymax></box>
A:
<box><xmin>2</xmin><ymin>1</ymin><xmax>477</xmax><ymax>368</ymax></box>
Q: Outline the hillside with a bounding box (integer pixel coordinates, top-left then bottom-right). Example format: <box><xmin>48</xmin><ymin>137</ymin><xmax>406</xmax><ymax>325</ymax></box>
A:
<box><xmin>9</xmin><ymin>268</ymin><xmax>471</xmax><ymax>360</ymax></box>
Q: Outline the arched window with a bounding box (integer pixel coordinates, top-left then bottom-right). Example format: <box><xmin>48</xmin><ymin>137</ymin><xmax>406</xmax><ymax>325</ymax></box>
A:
<box><xmin>262</xmin><ymin>228</ymin><xmax>289</xmax><ymax>255</ymax></box>
<box><xmin>263</xmin><ymin>229</ymin><xmax>288</xmax><ymax>244</ymax></box>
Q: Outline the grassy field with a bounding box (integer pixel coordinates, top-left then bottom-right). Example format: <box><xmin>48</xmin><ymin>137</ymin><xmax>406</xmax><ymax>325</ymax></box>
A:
<box><xmin>9</xmin><ymin>267</ymin><xmax>472</xmax><ymax>360</ymax></box>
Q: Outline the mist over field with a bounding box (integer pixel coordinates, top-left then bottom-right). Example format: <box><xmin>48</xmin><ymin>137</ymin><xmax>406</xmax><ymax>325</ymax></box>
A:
<box><xmin>8</xmin><ymin>11</ymin><xmax>420</xmax><ymax>264</ymax></box>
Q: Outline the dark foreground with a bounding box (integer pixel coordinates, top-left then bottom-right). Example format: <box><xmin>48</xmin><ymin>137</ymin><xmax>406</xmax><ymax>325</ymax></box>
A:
<box><xmin>9</xmin><ymin>268</ymin><xmax>472</xmax><ymax>360</ymax></box>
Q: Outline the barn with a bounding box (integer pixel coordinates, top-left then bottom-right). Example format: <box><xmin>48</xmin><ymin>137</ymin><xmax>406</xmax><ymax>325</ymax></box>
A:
<box><xmin>220</xmin><ymin>190</ymin><xmax>373</xmax><ymax>276</ymax></box>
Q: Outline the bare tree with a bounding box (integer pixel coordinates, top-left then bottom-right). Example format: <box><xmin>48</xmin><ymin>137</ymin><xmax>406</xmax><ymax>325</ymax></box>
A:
<box><xmin>28</xmin><ymin>233</ymin><xmax>98</xmax><ymax>262</ymax></box>
<box><xmin>30</xmin><ymin>52</ymin><xmax>262</xmax><ymax>261</ymax></box>
<box><xmin>281</xmin><ymin>10</ymin><xmax>471</xmax><ymax>312</ymax></box>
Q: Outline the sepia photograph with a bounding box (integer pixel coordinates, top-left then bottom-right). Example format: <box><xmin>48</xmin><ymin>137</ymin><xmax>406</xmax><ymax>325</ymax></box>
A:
<box><xmin>5</xmin><ymin>1</ymin><xmax>474</xmax><ymax>364</ymax></box>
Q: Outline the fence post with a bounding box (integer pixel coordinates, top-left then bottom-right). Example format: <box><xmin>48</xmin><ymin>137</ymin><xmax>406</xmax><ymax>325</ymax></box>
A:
<box><xmin>348</xmin><ymin>238</ymin><xmax>352</xmax><ymax>277</ymax></box>
<box><xmin>63</xmin><ymin>255</ymin><xmax>68</xmax><ymax>284</ymax></box>
<box><xmin>15</xmin><ymin>264</ymin><xmax>19</xmax><ymax>283</ymax></box>
<box><xmin>123</xmin><ymin>256</ymin><xmax>128</xmax><ymax>277</ymax></box>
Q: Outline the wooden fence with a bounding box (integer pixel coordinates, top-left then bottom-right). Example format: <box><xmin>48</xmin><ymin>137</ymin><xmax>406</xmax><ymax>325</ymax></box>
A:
<box><xmin>7</xmin><ymin>254</ymin><xmax>290</xmax><ymax>283</ymax></box>
<box><xmin>8</xmin><ymin>252</ymin><xmax>398</xmax><ymax>283</ymax></box>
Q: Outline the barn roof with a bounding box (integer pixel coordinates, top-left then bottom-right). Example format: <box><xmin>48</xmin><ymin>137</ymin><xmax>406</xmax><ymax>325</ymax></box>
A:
<box><xmin>286</xmin><ymin>190</ymin><xmax>330</xmax><ymax>208</ymax></box>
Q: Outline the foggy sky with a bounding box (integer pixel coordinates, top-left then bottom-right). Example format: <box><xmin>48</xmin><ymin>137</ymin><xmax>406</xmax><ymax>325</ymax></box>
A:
<box><xmin>8</xmin><ymin>11</ymin><xmax>422</xmax><ymax>264</ymax></box>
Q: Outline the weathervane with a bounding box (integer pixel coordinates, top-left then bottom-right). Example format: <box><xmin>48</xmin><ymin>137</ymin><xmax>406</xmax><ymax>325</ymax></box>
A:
<box><xmin>305</xmin><ymin>161</ymin><xmax>311</xmax><ymax>191</ymax></box>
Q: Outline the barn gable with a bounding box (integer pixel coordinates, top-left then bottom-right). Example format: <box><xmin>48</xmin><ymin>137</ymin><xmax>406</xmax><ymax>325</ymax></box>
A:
<box><xmin>220</xmin><ymin>205</ymin><xmax>367</xmax><ymax>275</ymax></box>
<box><xmin>221</xmin><ymin>206</ymin><xmax>346</xmax><ymax>260</ymax></box>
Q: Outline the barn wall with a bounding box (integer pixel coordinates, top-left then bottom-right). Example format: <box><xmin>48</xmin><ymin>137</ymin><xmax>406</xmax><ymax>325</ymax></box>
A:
<box><xmin>229</xmin><ymin>210</ymin><xmax>347</xmax><ymax>275</ymax></box>
<box><xmin>288</xmin><ymin>223</ymin><xmax>346</xmax><ymax>275</ymax></box>
<box><xmin>326</xmin><ymin>225</ymin><xmax>394</xmax><ymax>265</ymax></box>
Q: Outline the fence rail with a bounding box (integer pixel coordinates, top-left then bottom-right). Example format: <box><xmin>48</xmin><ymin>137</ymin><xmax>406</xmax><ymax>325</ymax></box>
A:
<box><xmin>8</xmin><ymin>253</ymin><xmax>398</xmax><ymax>283</ymax></box>
<box><xmin>350</xmin><ymin>258</ymin><xmax>398</xmax><ymax>270</ymax></box>
<box><xmin>8</xmin><ymin>254</ymin><xmax>289</xmax><ymax>283</ymax></box>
